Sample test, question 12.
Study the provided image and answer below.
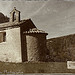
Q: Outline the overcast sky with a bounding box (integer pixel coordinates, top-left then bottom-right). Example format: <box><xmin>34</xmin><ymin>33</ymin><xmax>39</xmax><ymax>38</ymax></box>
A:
<box><xmin>0</xmin><ymin>0</ymin><xmax>75</xmax><ymax>39</ymax></box>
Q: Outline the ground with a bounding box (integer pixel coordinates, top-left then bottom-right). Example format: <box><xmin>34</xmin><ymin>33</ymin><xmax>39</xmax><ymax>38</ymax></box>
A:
<box><xmin>0</xmin><ymin>62</ymin><xmax>75</xmax><ymax>74</ymax></box>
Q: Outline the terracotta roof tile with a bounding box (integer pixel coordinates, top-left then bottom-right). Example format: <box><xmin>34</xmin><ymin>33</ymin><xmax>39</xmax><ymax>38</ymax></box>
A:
<box><xmin>24</xmin><ymin>28</ymin><xmax>47</xmax><ymax>34</ymax></box>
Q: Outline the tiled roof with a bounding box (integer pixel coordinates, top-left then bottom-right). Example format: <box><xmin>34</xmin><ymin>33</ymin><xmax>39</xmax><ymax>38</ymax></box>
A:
<box><xmin>0</xmin><ymin>19</ymin><xmax>36</xmax><ymax>31</ymax></box>
<box><xmin>0</xmin><ymin>20</ymin><xmax>25</xmax><ymax>28</ymax></box>
<box><xmin>24</xmin><ymin>28</ymin><xmax>48</xmax><ymax>34</ymax></box>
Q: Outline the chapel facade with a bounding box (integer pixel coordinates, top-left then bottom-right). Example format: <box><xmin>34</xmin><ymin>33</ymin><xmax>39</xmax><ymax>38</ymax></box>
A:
<box><xmin>0</xmin><ymin>7</ymin><xmax>48</xmax><ymax>63</ymax></box>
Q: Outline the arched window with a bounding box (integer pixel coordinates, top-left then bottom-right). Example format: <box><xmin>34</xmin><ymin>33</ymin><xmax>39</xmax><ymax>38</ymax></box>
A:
<box><xmin>13</xmin><ymin>12</ymin><xmax>16</xmax><ymax>22</ymax></box>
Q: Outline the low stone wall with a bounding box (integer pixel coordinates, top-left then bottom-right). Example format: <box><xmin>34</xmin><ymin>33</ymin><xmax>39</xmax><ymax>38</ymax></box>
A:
<box><xmin>0</xmin><ymin>62</ymin><xmax>75</xmax><ymax>74</ymax></box>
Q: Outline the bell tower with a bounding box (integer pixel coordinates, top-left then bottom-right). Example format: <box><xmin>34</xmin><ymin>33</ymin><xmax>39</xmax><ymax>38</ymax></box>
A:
<box><xmin>10</xmin><ymin>7</ymin><xmax>20</xmax><ymax>22</ymax></box>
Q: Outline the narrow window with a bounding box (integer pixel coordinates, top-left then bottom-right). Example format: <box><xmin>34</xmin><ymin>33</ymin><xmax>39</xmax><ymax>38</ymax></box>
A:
<box><xmin>13</xmin><ymin>12</ymin><xmax>16</xmax><ymax>22</ymax></box>
<box><xmin>3</xmin><ymin>32</ymin><xmax>6</xmax><ymax>42</ymax></box>
<box><xmin>0</xmin><ymin>32</ymin><xmax>6</xmax><ymax>43</ymax></box>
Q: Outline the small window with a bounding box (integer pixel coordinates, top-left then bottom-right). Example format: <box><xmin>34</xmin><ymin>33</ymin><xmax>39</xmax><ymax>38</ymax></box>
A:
<box><xmin>0</xmin><ymin>32</ymin><xmax>6</xmax><ymax>43</ymax></box>
<box><xmin>13</xmin><ymin>12</ymin><xmax>16</xmax><ymax>22</ymax></box>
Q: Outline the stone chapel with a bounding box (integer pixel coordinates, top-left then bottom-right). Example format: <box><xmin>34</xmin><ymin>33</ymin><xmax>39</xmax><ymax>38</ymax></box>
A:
<box><xmin>0</xmin><ymin>7</ymin><xmax>48</xmax><ymax>63</ymax></box>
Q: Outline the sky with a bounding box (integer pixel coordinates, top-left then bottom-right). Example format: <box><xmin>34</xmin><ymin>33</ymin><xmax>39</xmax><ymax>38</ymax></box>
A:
<box><xmin>0</xmin><ymin>0</ymin><xmax>75</xmax><ymax>38</ymax></box>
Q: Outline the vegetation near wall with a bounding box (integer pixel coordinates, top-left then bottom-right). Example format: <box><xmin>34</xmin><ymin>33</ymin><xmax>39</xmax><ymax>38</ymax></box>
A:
<box><xmin>0</xmin><ymin>13</ymin><xmax>9</xmax><ymax>23</ymax></box>
<box><xmin>47</xmin><ymin>34</ymin><xmax>75</xmax><ymax>62</ymax></box>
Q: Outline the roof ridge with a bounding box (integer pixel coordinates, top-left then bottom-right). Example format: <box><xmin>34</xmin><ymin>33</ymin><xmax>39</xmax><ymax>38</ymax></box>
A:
<box><xmin>24</xmin><ymin>28</ymin><xmax>47</xmax><ymax>34</ymax></box>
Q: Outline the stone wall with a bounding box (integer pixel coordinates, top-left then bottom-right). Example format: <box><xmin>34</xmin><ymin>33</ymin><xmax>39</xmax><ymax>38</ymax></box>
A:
<box><xmin>26</xmin><ymin>34</ymin><xmax>47</xmax><ymax>62</ymax></box>
<box><xmin>0</xmin><ymin>27</ymin><xmax>22</xmax><ymax>62</ymax></box>
<box><xmin>0</xmin><ymin>62</ymin><xmax>74</xmax><ymax>73</ymax></box>
<box><xmin>47</xmin><ymin>34</ymin><xmax>75</xmax><ymax>62</ymax></box>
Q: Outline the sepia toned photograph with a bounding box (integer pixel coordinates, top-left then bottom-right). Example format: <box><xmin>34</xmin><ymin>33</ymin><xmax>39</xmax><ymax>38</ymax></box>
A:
<box><xmin>0</xmin><ymin>0</ymin><xmax>75</xmax><ymax>75</ymax></box>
